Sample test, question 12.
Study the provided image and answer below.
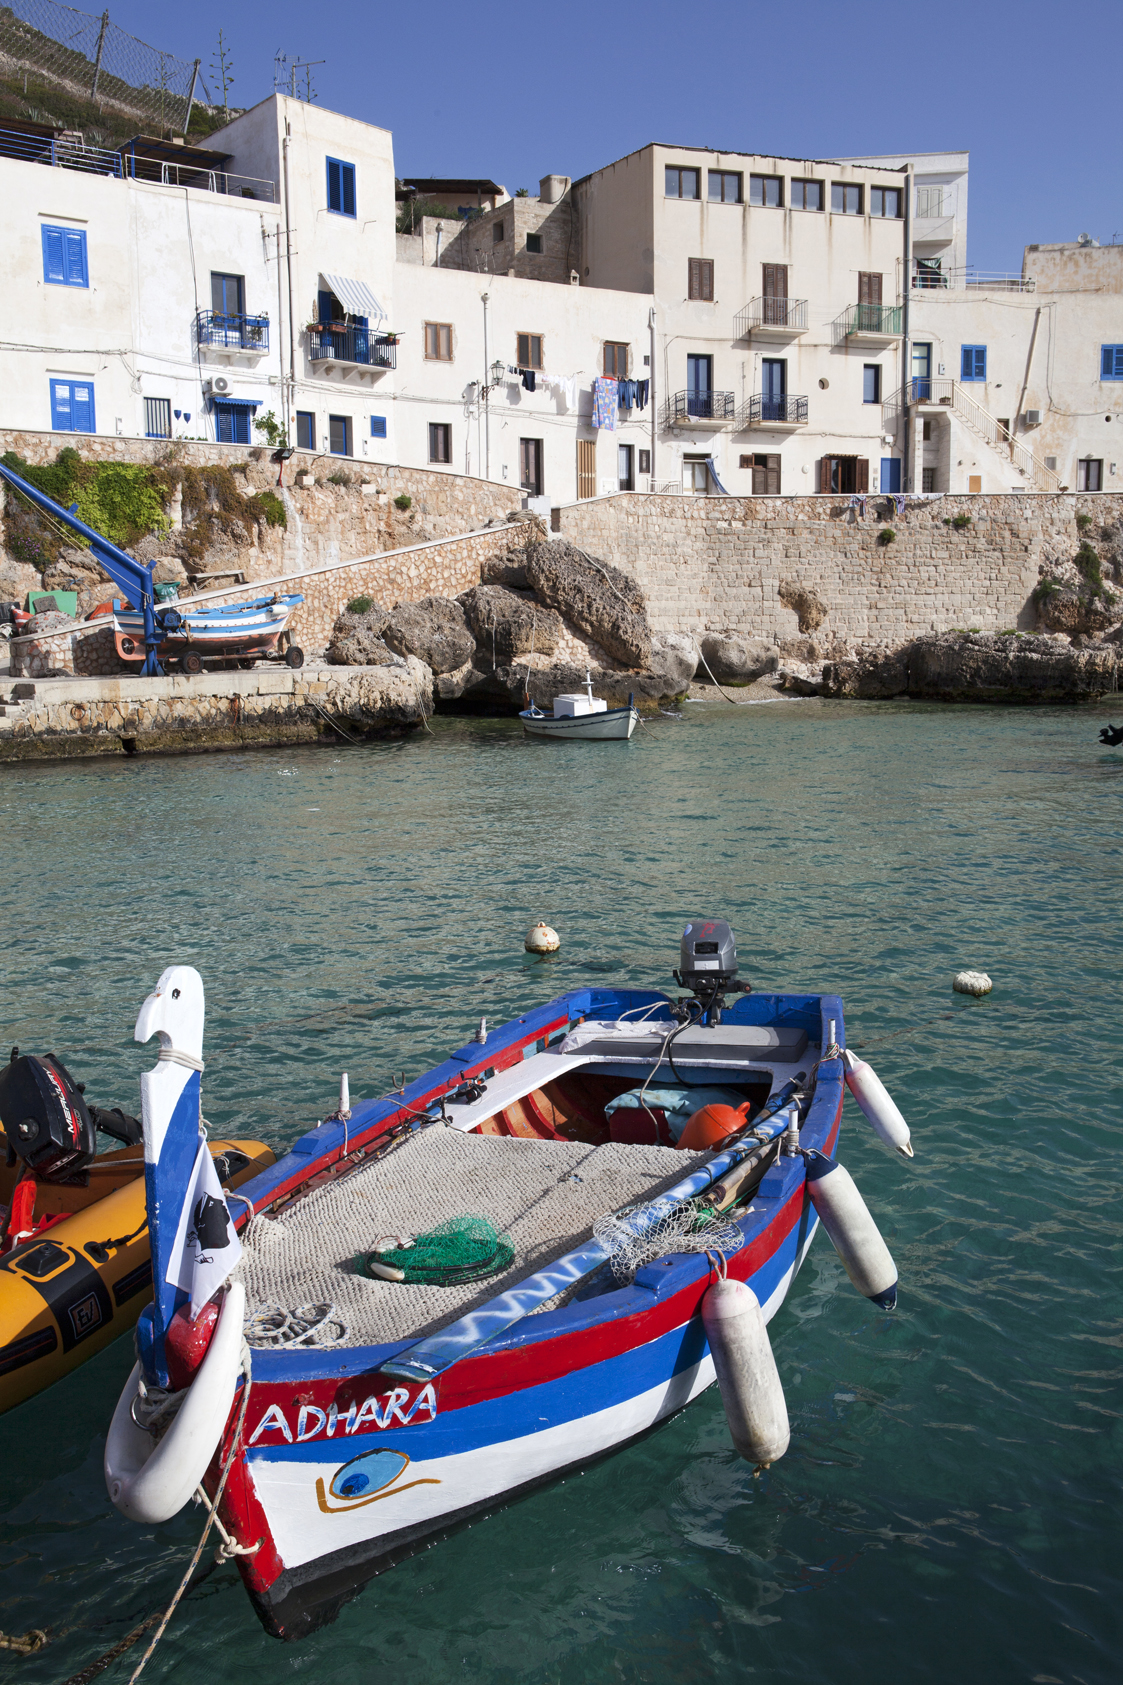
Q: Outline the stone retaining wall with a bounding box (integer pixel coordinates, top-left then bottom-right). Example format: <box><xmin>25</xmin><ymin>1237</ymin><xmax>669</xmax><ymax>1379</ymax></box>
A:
<box><xmin>555</xmin><ymin>490</ymin><xmax>1123</xmax><ymax>646</ymax></box>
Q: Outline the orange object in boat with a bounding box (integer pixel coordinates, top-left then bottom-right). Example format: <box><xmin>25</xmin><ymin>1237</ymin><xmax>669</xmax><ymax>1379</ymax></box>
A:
<box><xmin>677</xmin><ymin>1101</ymin><xmax>751</xmax><ymax>1151</ymax></box>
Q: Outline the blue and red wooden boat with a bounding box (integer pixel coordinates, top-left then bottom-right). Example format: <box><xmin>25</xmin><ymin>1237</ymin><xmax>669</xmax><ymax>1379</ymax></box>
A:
<box><xmin>103</xmin><ymin>927</ymin><xmax>907</xmax><ymax>1640</ymax></box>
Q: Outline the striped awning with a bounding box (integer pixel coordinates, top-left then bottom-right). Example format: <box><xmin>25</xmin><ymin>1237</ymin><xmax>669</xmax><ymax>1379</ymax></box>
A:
<box><xmin>323</xmin><ymin>273</ymin><xmax>386</xmax><ymax>325</ymax></box>
<box><xmin>210</xmin><ymin>396</ymin><xmax>262</xmax><ymax>409</ymax></box>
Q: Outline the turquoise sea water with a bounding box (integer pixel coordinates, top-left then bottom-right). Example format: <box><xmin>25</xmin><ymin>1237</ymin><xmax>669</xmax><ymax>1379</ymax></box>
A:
<box><xmin>0</xmin><ymin>697</ymin><xmax>1121</xmax><ymax>1684</ymax></box>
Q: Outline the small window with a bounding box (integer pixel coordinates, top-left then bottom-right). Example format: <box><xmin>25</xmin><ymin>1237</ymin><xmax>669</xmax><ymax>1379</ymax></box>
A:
<box><xmin>526</xmin><ymin>232</ymin><xmax>543</xmax><ymax>254</ymax></box>
<box><xmin>665</xmin><ymin>166</ymin><xmax>700</xmax><ymax>199</ymax></box>
<box><xmin>144</xmin><ymin>397</ymin><xmax>171</xmax><ymax>438</ymax></box>
<box><xmin>211</xmin><ymin>272</ymin><xmax>245</xmax><ymax>316</ymax></box>
<box><xmin>638</xmin><ymin>449</ymin><xmax>651</xmax><ymax>475</ymax></box>
<box><xmin>916</xmin><ymin>185</ymin><xmax>943</xmax><ymax>219</ymax></box>
<box><xmin>863</xmin><ymin>365</ymin><xmax>881</xmax><ymax>404</ymax></box>
<box><xmin>1077</xmin><ymin>458</ymin><xmax>1103</xmax><ymax>492</ymax></box>
<box><xmin>708</xmin><ymin>171</ymin><xmax>742</xmax><ymax>204</ymax></box>
<box><xmin>748</xmin><ymin>174</ymin><xmax>782</xmax><ymax>208</ymax></box>
<box><xmin>688</xmin><ymin>258</ymin><xmax>714</xmax><ymax>301</ymax></box>
<box><xmin>213</xmin><ymin>401</ymin><xmax>251</xmax><ymax>445</ymax></box>
<box><xmin>41</xmin><ymin>224</ymin><xmax>88</xmax><ymax>287</ymax></box>
<box><xmin>326</xmin><ymin>156</ymin><xmax>356</xmax><ymax>217</ymax></box>
<box><xmin>790</xmin><ymin>179</ymin><xmax>822</xmax><ymax>211</ymax></box>
<box><xmin>493</xmin><ymin>220</ymin><xmax>505</xmax><ymax>243</ymax></box>
<box><xmin>370</xmin><ymin>415</ymin><xmax>387</xmax><ymax>439</ymax></box>
<box><xmin>870</xmin><ymin>187</ymin><xmax>901</xmax><ymax>218</ymax></box>
<box><xmin>424</xmin><ymin>322</ymin><xmax>453</xmax><ymax>360</ymax></box>
<box><xmin>429</xmin><ymin>422</ymin><xmax>452</xmax><ymax>464</ymax></box>
<box><xmin>831</xmin><ymin>182</ymin><xmax>862</xmax><ymax>215</ymax></box>
<box><xmin>296</xmin><ymin>411</ymin><xmax>315</xmax><ymax>450</ymax></box>
<box><xmin>922</xmin><ymin>467</ymin><xmax>937</xmax><ymax>493</ymax></box>
<box><xmin>517</xmin><ymin>333</ymin><xmax>543</xmax><ymax>369</ymax></box>
<box><xmin>922</xmin><ymin>418</ymin><xmax>933</xmax><ymax>442</ymax></box>
<box><xmin>1044</xmin><ymin>455</ymin><xmax>1058</xmax><ymax>471</ymax></box>
<box><xmin>603</xmin><ymin>342</ymin><xmax>628</xmax><ymax>378</ymax></box>
<box><xmin>961</xmin><ymin>345</ymin><xmax>987</xmax><ymax>381</ymax></box>
<box><xmin>329</xmin><ymin>414</ymin><xmax>352</xmax><ymax>456</ymax></box>
<box><xmin>1101</xmin><ymin>345</ymin><xmax>1123</xmax><ymax>380</ymax></box>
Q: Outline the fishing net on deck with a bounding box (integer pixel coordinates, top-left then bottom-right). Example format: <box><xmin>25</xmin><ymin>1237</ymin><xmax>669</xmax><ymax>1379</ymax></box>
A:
<box><xmin>593</xmin><ymin>1197</ymin><xmax>743</xmax><ymax>1285</ymax></box>
<box><xmin>356</xmin><ymin>1214</ymin><xmax>515</xmax><ymax>1287</ymax></box>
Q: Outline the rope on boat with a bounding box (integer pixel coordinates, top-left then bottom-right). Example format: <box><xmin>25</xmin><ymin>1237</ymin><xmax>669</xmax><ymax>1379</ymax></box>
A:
<box><xmin>244</xmin><ymin>1302</ymin><xmax>349</xmax><ymax>1347</ymax></box>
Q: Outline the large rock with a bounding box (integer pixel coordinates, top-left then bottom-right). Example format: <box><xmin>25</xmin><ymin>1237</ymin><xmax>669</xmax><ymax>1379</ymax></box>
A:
<box><xmin>698</xmin><ymin>634</ymin><xmax>779</xmax><ymax>684</ymax></box>
<box><xmin>1034</xmin><ymin>579</ymin><xmax>1117</xmax><ymax>635</ymax></box>
<box><xmin>480</xmin><ymin>551</ymin><xmax>531</xmax><ymax>590</ymax></box>
<box><xmin>323</xmin><ymin>656</ymin><xmax>434</xmax><ymax>731</ymax></box>
<box><xmin>459</xmin><ymin>583</ymin><xmax>561</xmax><ymax>660</ymax></box>
<box><xmin>648</xmin><ymin>631</ymin><xmax>698</xmax><ymax>689</ymax></box>
<box><xmin>822</xmin><ymin>632</ymin><xmax>1118</xmax><ymax>703</ymax></box>
<box><xmin>524</xmin><ymin>541</ymin><xmax>651</xmax><ymax>668</ymax></box>
<box><xmin>777</xmin><ymin>581</ymin><xmax>828</xmax><ymax>634</ymax></box>
<box><xmin>383</xmin><ymin>595</ymin><xmax>475</xmax><ymax>673</ymax></box>
<box><xmin>326</xmin><ymin>602</ymin><xmax>393</xmax><ymax>666</ymax></box>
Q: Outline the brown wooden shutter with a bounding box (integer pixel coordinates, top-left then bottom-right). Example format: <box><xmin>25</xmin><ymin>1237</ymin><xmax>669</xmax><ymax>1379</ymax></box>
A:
<box><xmin>752</xmin><ymin>461</ymin><xmax>764</xmax><ymax>494</ymax></box>
<box><xmin>762</xmin><ymin>264</ymin><xmax>788</xmax><ymax>298</ymax></box>
<box><xmin>688</xmin><ymin>259</ymin><xmax>699</xmax><ymax>299</ymax></box>
<box><xmin>577</xmin><ymin>439</ymin><xmax>596</xmax><ymax>499</ymax></box>
<box><xmin>856</xmin><ymin>457</ymin><xmax>869</xmax><ymax>492</ymax></box>
<box><xmin>702</xmin><ymin>260</ymin><xmax>713</xmax><ymax>300</ymax></box>
<box><xmin>819</xmin><ymin>457</ymin><xmax>832</xmax><ymax>493</ymax></box>
<box><xmin>766</xmin><ymin>453</ymin><xmax>781</xmax><ymax>494</ymax></box>
<box><xmin>690</xmin><ymin>259</ymin><xmax>713</xmax><ymax>300</ymax></box>
<box><xmin>858</xmin><ymin>272</ymin><xmax>883</xmax><ymax>305</ymax></box>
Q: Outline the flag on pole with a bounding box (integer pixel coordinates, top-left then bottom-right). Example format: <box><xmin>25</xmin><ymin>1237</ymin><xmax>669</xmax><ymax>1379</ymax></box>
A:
<box><xmin>165</xmin><ymin>1140</ymin><xmax>243</xmax><ymax>1318</ymax></box>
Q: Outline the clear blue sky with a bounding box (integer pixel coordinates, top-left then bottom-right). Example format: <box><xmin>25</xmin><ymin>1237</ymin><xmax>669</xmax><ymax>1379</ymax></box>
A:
<box><xmin>117</xmin><ymin>0</ymin><xmax>1120</xmax><ymax>271</ymax></box>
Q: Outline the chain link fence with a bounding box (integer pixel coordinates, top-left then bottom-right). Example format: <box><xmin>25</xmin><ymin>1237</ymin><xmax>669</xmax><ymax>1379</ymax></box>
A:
<box><xmin>0</xmin><ymin>0</ymin><xmax>198</xmax><ymax>133</ymax></box>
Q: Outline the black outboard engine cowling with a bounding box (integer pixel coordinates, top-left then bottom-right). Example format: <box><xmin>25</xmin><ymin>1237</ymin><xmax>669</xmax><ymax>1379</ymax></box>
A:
<box><xmin>0</xmin><ymin>1052</ymin><xmax>97</xmax><ymax>1181</ymax></box>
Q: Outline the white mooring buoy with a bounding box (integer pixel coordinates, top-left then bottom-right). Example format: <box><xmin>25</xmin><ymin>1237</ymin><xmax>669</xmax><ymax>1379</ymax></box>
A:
<box><xmin>843</xmin><ymin>1050</ymin><xmax>913</xmax><ymax>1158</ymax></box>
<box><xmin>806</xmin><ymin>1155</ymin><xmax>898</xmax><ymax>1309</ymax></box>
<box><xmin>953</xmin><ymin>970</ymin><xmax>993</xmax><ymax>996</ymax></box>
<box><xmin>525</xmin><ymin>921</ymin><xmax>560</xmax><ymax>954</ymax></box>
<box><xmin>701</xmin><ymin>1275</ymin><xmax>790</xmax><ymax>1467</ymax></box>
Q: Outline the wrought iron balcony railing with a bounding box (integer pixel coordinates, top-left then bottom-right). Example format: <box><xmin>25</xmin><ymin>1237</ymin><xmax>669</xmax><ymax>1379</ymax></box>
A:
<box><xmin>308</xmin><ymin>325</ymin><xmax>398</xmax><ymax>370</ymax></box>
<box><xmin>197</xmin><ymin>311</ymin><xmax>270</xmax><ymax>351</ymax></box>
<box><xmin>666</xmin><ymin>390</ymin><xmax>737</xmax><ymax>423</ymax></box>
<box><xmin>742</xmin><ymin>394</ymin><xmax>808</xmax><ymax>426</ymax></box>
<box><xmin>734</xmin><ymin>296</ymin><xmax>809</xmax><ymax>336</ymax></box>
<box><xmin>838</xmin><ymin>302</ymin><xmax>903</xmax><ymax>336</ymax></box>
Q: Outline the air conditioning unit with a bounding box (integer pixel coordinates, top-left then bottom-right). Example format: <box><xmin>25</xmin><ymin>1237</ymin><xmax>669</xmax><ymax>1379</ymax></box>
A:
<box><xmin>1024</xmin><ymin>409</ymin><xmax>1041</xmax><ymax>427</ymax></box>
<box><xmin>205</xmin><ymin>375</ymin><xmax>232</xmax><ymax>396</ymax></box>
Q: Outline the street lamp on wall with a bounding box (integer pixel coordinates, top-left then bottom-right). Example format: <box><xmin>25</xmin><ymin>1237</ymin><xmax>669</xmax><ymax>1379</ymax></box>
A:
<box><xmin>490</xmin><ymin>360</ymin><xmax>505</xmax><ymax>387</ymax></box>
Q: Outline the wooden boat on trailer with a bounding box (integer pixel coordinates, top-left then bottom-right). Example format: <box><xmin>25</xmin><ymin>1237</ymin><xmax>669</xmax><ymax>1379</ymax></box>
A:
<box><xmin>103</xmin><ymin>925</ymin><xmax>910</xmax><ymax>1641</ymax></box>
<box><xmin>111</xmin><ymin>592</ymin><xmax>305</xmax><ymax>673</ymax></box>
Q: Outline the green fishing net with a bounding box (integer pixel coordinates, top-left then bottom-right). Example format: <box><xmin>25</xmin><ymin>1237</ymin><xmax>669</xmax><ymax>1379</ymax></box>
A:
<box><xmin>356</xmin><ymin>1214</ymin><xmax>515</xmax><ymax>1286</ymax></box>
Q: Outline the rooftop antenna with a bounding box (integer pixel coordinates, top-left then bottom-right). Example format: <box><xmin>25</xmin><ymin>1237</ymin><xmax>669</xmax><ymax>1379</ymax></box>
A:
<box><xmin>274</xmin><ymin>52</ymin><xmax>324</xmax><ymax>101</ymax></box>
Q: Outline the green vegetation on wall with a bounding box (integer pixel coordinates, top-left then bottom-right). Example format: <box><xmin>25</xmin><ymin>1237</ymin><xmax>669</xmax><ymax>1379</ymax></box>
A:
<box><xmin>1</xmin><ymin>447</ymin><xmax>170</xmax><ymax>569</ymax></box>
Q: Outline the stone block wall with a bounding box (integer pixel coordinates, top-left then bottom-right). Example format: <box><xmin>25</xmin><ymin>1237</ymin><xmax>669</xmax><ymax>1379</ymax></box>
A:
<box><xmin>555</xmin><ymin>490</ymin><xmax>1123</xmax><ymax>646</ymax></box>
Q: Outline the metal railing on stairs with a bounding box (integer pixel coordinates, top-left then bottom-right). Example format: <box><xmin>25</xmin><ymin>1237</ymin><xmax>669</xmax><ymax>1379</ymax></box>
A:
<box><xmin>882</xmin><ymin>380</ymin><xmax>1060</xmax><ymax>492</ymax></box>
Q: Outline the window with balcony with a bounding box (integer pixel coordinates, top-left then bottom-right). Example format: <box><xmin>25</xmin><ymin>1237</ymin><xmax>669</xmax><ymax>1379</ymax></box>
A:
<box><xmin>863</xmin><ymin>365</ymin><xmax>881</xmax><ymax>404</ymax></box>
<box><xmin>916</xmin><ymin>185</ymin><xmax>944</xmax><ymax>219</ymax></box>
<box><xmin>1077</xmin><ymin>458</ymin><xmax>1103</xmax><ymax>491</ymax></box>
<box><xmin>49</xmin><ymin>378</ymin><xmax>95</xmax><ymax>433</ymax></box>
<box><xmin>144</xmin><ymin>397</ymin><xmax>171</xmax><ymax>438</ymax></box>
<box><xmin>526</xmin><ymin>232</ymin><xmax>543</xmax><ymax>254</ymax></box>
<box><xmin>1101</xmin><ymin>345</ymin><xmax>1123</xmax><ymax>380</ymax></box>
<box><xmin>688</xmin><ymin>258</ymin><xmax>714</xmax><ymax>301</ymax></box>
<box><xmin>329</xmin><ymin>414</ymin><xmax>352</xmax><ymax>456</ymax></box>
<box><xmin>211</xmin><ymin>272</ymin><xmax>245</xmax><ymax>315</ymax></box>
<box><xmin>665</xmin><ymin>166</ymin><xmax>700</xmax><ymax>199</ymax></box>
<box><xmin>831</xmin><ymin>182</ymin><xmax>862</xmax><ymax>215</ymax></box>
<box><xmin>604</xmin><ymin>342</ymin><xmax>628</xmax><ymax>377</ymax></box>
<box><xmin>424</xmin><ymin>322</ymin><xmax>453</xmax><ymax>360</ymax></box>
<box><xmin>790</xmin><ymin>179</ymin><xmax>822</xmax><ymax>210</ymax></box>
<box><xmin>870</xmin><ymin>187</ymin><xmax>901</xmax><ymax>218</ymax></box>
<box><xmin>961</xmin><ymin>345</ymin><xmax>987</xmax><ymax>381</ymax></box>
<box><xmin>708</xmin><ymin>171</ymin><xmax>742</xmax><ymax>204</ymax></box>
<box><xmin>327</xmin><ymin>157</ymin><xmax>356</xmax><ymax>217</ymax></box>
<box><xmin>517</xmin><ymin>332</ymin><xmax>544</xmax><ymax>369</ymax></box>
<box><xmin>429</xmin><ymin>422</ymin><xmax>451</xmax><ymax>464</ymax></box>
<box><xmin>749</xmin><ymin>174</ymin><xmax>782</xmax><ymax>208</ymax></box>
<box><xmin>296</xmin><ymin>411</ymin><xmax>315</xmax><ymax>450</ymax></box>
<box><xmin>41</xmin><ymin>224</ymin><xmax>88</xmax><ymax>287</ymax></box>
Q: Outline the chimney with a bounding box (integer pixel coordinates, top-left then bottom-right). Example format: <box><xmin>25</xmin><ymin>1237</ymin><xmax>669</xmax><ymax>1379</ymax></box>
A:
<box><xmin>539</xmin><ymin>174</ymin><xmax>570</xmax><ymax>204</ymax></box>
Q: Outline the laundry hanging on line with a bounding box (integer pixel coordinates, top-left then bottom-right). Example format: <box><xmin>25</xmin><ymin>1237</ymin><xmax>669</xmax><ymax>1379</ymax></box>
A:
<box><xmin>848</xmin><ymin>493</ymin><xmax>868</xmax><ymax>516</ymax></box>
<box><xmin>615</xmin><ymin>378</ymin><xmax>649</xmax><ymax>412</ymax></box>
<box><xmin>593</xmin><ymin>376</ymin><xmax>618</xmax><ymax>430</ymax></box>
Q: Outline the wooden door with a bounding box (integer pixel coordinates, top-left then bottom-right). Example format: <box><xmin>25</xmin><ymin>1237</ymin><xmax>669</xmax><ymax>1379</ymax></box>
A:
<box><xmin>577</xmin><ymin>438</ymin><xmax>596</xmax><ymax>499</ymax></box>
<box><xmin>968</xmin><ymin>475</ymin><xmax>982</xmax><ymax>493</ymax></box>
<box><xmin>856</xmin><ymin>457</ymin><xmax>869</xmax><ymax>492</ymax></box>
<box><xmin>762</xmin><ymin>264</ymin><xmax>788</xmax><ymax>326</ymax></box>
<box><xmin>819</xmin><ymin>456</ymin><xmax>832</xmax><ymax>492</ymax></box>
<box><xmin>858</xmin><ymin>272</ymin><xmax>883</xmax><ymax>304</ymax></box>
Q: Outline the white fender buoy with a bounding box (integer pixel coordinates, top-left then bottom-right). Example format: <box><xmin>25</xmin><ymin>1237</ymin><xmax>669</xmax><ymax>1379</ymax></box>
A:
<box><xmin>806</xmin><ymin>1156</ymin><xmax>898</xmax><ymax>1309</ymax></box>
<box><xmin>701</xmin><ymin>1276</ymin><xmax>790</xmax><ymax>1466</ymax></box>
<box><xmin>843</xmin><ymin>1049</ymin><xmax>913</xmax><ymax>1158</ymax></box>
<box><xmin>105</xmin><ymin>1282</ymin><xmax>246</xmax><ymax>1524</ymax></box>
<box><xmin>525</xmin><ymin>921</ymin><xmax>560</xmax><ymax>954</ymax></box>
<box><xmin>953</xmin><ymin>970</ymin><xmax>992</xmax><ymax>996</ymax></box>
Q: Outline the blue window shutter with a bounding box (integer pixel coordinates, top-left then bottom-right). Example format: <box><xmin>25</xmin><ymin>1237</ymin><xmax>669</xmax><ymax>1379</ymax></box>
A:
<box><xmin>42</xmin><ymin>226</ymin><xmax>66</xmax><ymax>283</ymax></box>
<box><xmin>318</xmin><ymin>288</ymin><xmax>334</xmax><ymax>324</ymax></box>
<box><xmin>71</xmin><ymin>383</ymin><xmax>95</xmax><ymax>432</ymax></box>
<box><xmin>1102</xmin><ymin>345</ymin><xmax>1123</xmax><ymax>379</ymax></box>
<box><xmin>961</xmin><ymin>347</ymin><xmax>971</xmax><ymax>379</ymax></box>
<box><xmin>371</xmin><ymin>416</ymin><xmax>387</xmax><ymax>438</ymax></box>
<box><xmin>976</xmin><ymin>347</ymin><xmax>986</xmax><ymax>379</ymax></box>
<box><xmin>342</xmin><ymin>163</ymin><xmax>355</xmax><ymax>216</ymax></box>
<box><xmin>215</xmin><ymin>404</ymin><xmax>233</xmax><ymax>444</ymax></box>
<box><xmin>327</xmin><ymin>158</ymin><xmax>340</xmax><ymax>211</ymax></box>
<box><xmin>50</xmin><ymin>379</ymin><xmax>71</xmax><ymax>429</ymax></box>
<box><xmin>63</xmin><ymin>229</ymin><xmax>88</xmax><ymax>286</ymax></box>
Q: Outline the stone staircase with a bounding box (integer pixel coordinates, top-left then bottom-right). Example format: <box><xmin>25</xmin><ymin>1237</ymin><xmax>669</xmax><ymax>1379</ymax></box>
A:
<box><xmin>884</xmin><ymin>381</ymin><xmax>1061</xmax><ymax>492</ymax></box>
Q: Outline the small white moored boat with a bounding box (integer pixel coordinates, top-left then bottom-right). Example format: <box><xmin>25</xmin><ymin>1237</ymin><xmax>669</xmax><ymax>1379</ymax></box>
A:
<box><xmin>520</xmin><ymin>671</ymin><xmax>638</xmax><ymax>740</ymax></box>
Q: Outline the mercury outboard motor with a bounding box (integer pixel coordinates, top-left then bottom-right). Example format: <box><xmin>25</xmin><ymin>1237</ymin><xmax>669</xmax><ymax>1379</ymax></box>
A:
<box><xmin>0</xmin><ymin>1050</ymin><xmax>97</xmax><ymax>1182</ymax></box>
<box><xmin>673</xmin><ymin>920</ymin><xmax>751</xmax><ymax>1024</ymax></box>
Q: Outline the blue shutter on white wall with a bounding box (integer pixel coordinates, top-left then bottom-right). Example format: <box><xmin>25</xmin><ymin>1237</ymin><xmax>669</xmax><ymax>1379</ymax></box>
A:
<box><xmin>49</xmin><ymin>380</ymin><xmax>71</xmax><ymax>429</ymax></box>
<box><xmin>1102</xmin><ymin>345</ymin><xmax>1123</xmax><ymax>379</ymax></box>
<box><xmin>42</xmin><ymin>227</ymin><xmax>66</xmax><ymax>283</ymax></box>
<box><xmin>327</xmin><ymin>158</ymin><xmax>341</xmax><ymax>212</ymax></box>
<box><xmin>63</xmin><ymin>229</ymin><xmax>88</xmax><ymax>286</ymax></box>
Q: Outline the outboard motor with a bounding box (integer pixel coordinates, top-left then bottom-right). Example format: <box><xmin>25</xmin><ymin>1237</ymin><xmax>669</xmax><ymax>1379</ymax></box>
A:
<box><xmin>0</xmin><ymin>1050</ymin><xmax>97</xmax><ymax>1182</ymax></box>
<box><xmin>673</xmin><ymin>920</ymin><xmax>750</xmax><ymax>1022</ymax></box>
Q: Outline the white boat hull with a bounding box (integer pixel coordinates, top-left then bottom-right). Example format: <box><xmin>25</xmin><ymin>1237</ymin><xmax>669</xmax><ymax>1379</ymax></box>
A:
<box><xmin>520</xmin><ymin>706</ymin><xmax>638</xmax><ymax>740</ymax></box>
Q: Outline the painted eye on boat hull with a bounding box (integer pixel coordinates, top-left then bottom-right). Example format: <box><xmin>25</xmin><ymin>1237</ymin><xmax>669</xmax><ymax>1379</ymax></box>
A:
<box><xmin>328</xmin><ymin>1448</ymin><xmax>410</xmax><ymax>1502</ymax></box>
